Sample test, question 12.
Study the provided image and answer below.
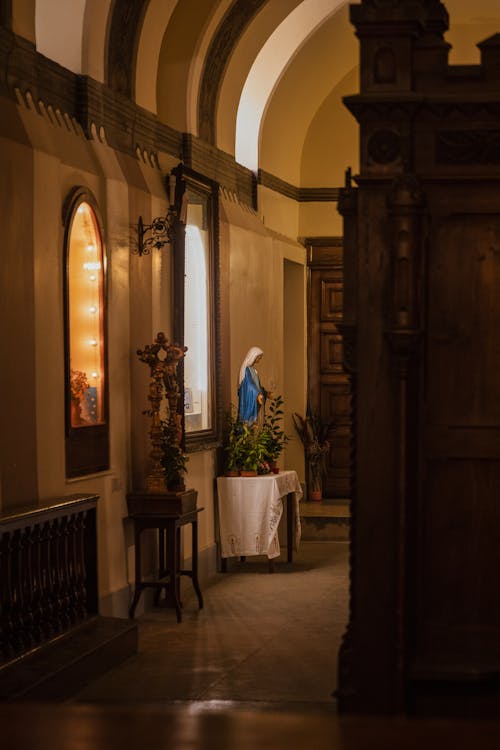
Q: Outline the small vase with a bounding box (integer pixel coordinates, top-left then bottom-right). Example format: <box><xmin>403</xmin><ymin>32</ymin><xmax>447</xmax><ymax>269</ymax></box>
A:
<box><xmin>272</xmin><ymin>467</ymin><xmax>280</xmax><ymax>474</ymax></box>
<box><xmin>309</xmin><ymin>488</ymin><xmax>322</xmax><ymax>502</ymax></box>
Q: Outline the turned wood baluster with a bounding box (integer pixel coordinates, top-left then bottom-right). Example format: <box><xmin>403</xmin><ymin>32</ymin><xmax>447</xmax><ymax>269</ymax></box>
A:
<box><xmin>59</xmin><ymin>516</ymin><xmax>72</xmax><ymax>628</ymax></box>
<box><xmin>67</xmin><ymin>514</ymin><xmax>79</xmax><ymax>623</ymax></box>
<box><xmin>0</xmin><ymin>532</ymin><xmax>14</xmax><ymax>662</ymax></box>
<box><xmin>40</xmin><ymin>521</ymin><xmax>54</xmax><ymax>639</ymax></box>
<box><xmin>50</xmin><ymin>517</ymin><xmax>63</xmax><ymax>633</ymax></box>
<box><xmin>10</xmin><ymin>530</ymin><xmax>25</xmax><ymax>654</ymax></box>
<box><xmin>20</xmin><ymin>527</ymin><xmax>34</xmax><ymax>651</ymax></box>
<box><xmin>73</xmin><ymin>512</ymin><xmax>88</xmax><ymax>619</ymax></box>
<box><xmin>30</xmin><ymin>524</ymin><xmax>44</xmax><ymax>645</ymax></box>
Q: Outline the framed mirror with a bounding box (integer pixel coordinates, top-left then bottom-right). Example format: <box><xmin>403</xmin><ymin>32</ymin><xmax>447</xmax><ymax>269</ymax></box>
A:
<box><xmin>172</xmin><ymin>166</ymin><xmax>221</xmax><ymax>451</ymax></box>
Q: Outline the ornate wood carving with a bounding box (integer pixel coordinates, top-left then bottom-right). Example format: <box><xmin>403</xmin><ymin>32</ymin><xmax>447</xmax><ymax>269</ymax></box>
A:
<box><xmin>374</xmin><ymin>46</ymin><xmax>396</xmax><ymax>84</ymax></box>
<box><xmin>340</xmin><ymin>0</ymin><xmax>500</xmax><ymax>716</ymax></box>
<box><xmin>436</xmin><ymin>130</ymin><xmax>500</xmax><ymax>164</ymax></box>
<box><xmin>367</xmin><ymin>129</ymin><xmax>401</xmax><ymax>165</ymax></box>
<box><xmin>137</xmin><ymin>332</ymin><xmax>186</xmax><ymax>493</ymax></box>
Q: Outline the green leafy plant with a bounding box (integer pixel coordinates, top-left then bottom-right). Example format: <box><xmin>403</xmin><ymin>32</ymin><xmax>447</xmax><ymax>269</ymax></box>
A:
<box><xmin>260</xmin><ymin>394</ymin><xmax>289</xmax><ymax>464</ymax></box>
<box><xmin>222</xmin><ymin>406</ymin><xmax>245</xmax><ymax>473</ymax></box>
<box><xmin>238</xmin><ymin>422</ymin><xmax>264</xmax><ymax>472</ymax></box>
<box><xmin>221</xmin><ymin>396</ymin><xmax>290</xmax><ymax>475</ymax></box>
<box><xmin>160</xmin><ymin>417</ymin><xmax>188</xmax><ymax>488</ymax></box>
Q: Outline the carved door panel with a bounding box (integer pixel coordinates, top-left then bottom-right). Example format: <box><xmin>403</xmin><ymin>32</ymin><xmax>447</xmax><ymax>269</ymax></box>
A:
<box><xmin>308</xmin><ymin>243</ymin><xmax>351</xmax><ymax>499</ymax></box>
<box><xmin>416</xmin><ymin>215</ymin><xmax>500</xmax><ymax>674</ymax></box>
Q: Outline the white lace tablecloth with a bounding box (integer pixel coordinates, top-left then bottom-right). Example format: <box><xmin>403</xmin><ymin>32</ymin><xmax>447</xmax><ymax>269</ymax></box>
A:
<box><xmin>216</xmin><ymin>470</ymin><xmax>302</xmax><ymax>559</ymax></box>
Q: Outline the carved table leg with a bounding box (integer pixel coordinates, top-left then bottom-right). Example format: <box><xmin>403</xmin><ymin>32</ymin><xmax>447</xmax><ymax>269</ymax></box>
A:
<box><xmin>167</xmin><ymin>521</ymin><xmax>182</xmax><ymax>623</ymax></box>
<box><xmin>287</xmin><ymin>493</ymin><xmax>294</xmax><ymax>563</ymax></box>
<box><xmin>129</xmin><ymin>525</ymin><xmax>142</xmax><ymax>619</ymax></box>
<box><xmin>191</xmin><ymin>518</ymin><xmax>203</xmax><ymax>610</ymax></box>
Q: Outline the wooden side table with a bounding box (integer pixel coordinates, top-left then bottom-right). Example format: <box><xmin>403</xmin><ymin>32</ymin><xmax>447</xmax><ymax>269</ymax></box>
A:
<box><xmin>127</xmin><ymin>491</ymin><xmax>204</xmax><ymax>622</ymax></box>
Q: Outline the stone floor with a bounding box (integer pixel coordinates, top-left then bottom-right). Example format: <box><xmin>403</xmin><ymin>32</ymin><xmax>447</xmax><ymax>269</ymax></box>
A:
<box><xmin>71</xmin><ymin>541</ymin><xmax>348</xmax><ymax>711</ymax></box>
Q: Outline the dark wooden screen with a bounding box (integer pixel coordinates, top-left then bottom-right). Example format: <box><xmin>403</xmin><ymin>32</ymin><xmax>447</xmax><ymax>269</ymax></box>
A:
<box><xmin>416</xmin><ymin>215</ymin><xmax>500</xmax><ymax>675</ymax></box>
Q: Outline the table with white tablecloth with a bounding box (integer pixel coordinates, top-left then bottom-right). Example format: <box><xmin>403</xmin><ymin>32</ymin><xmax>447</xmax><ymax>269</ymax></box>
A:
<box><xmin>216</xmin><ymin>470</ymin><xmax>302</xmax><ymax>567</ymax></box>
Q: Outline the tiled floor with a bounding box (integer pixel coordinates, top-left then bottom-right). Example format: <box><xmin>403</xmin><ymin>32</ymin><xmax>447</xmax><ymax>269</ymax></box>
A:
<box><xmin>72</xmin><ymin>541</ymin><xmax>348</xmax><ymax>711</ymax></box>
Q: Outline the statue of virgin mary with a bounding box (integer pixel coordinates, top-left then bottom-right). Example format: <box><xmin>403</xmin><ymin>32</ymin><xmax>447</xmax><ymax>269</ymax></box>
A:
<box><xmin>237</xmin><ymin>347</ymin><xmax>267</xmax><ymax>424</ymax></box>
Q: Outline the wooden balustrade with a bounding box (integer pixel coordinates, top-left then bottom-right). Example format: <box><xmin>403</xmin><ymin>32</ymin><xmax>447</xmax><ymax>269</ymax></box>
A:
<box><xmin>0</xmin><ymin>494</ymin><xmax>98</xmax><ymax>665</ymax></box>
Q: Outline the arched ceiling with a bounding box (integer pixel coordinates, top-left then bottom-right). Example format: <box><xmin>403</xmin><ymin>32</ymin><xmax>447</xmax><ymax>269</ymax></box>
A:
<box><xmin>235</xmin><ymin>0</ymin><xmax>349</xmax><ymax>173</ymax></box>
<box><xmin>19</xmin><ymin>0</ymin><xmax>500</xmax><ymax>188</ymax></box>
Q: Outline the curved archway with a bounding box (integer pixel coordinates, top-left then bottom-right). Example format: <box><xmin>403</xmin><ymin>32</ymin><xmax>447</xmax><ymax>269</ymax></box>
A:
<box><xmin>258</xmin><ymin>3</ymin><xmax>354</xmax><ymax>185</ymax></box>
<box><xmin>135</xmin><ymin>0</ymin><xmax>178</xmax><ymax>113</ymax></box>
<box><xmin>82</xmin><ymin>0</ymin><xmax>113</xmax><ymax>83</ymax></box>
<box><xmin>197</xmin><ymin>0</ymin><xmax>267</xmax><ymax>143</ymax></box>
<box><xmin>156</xmin><ymin>0</ymin><xmax>233</xmax><ymax>133</ymax></box>
<box><xmin>236</xmin><ymin>0</ymin><xmax>349</xmax><ymax>175</ymax></box>
<box><xmin>215</xmin><ymin>0</ymin><xmax>304</xmax><ymax>156</ymax></box>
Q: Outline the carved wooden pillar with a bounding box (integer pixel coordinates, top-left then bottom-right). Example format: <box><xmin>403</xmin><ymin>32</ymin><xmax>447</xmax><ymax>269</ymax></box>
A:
<box><xmin>336</xmin><ymin>172</ymin><xmax>359</xmax><ymax>708</ymax></box>
<box><xmin>339</xmin><ymin>0</ymin><xmax>449</xmax><ymax>714</ymax></box>
<box><xmin>386</xmin><ymin>173</ymin><xmax>426</xmax><ymax>708</ymax></box>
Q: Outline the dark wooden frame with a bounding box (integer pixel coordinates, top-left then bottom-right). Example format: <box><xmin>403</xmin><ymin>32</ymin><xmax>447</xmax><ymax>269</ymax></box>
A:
<box><xmin>62</xmin><ymin>187</ymin><xmax>110</xmax><ymax>477</ymax></box>
<box><xmin>172</xmin><ymin>166</ymin><xmax>222</xmax><ymax>452</ymax></box>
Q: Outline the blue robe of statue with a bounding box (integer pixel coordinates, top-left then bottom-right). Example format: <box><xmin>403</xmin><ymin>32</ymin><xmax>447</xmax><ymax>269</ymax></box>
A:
<box><xmin>238</xmin><ymin>366</ymin><xmax>263</xmax><ymax>424</ymax></box>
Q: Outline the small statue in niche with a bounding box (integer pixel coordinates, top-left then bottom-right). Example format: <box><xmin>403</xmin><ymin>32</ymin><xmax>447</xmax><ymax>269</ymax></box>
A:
<box><xmin>237</xmin><ymin>346</ymin><xmax>268</xmax><ymax>425</ymax></box>
<box><xmin>70</xmin><ymin>368</ymin><xmax>90</xmax><ymax>426</ymax></box>
<box><xmin>137</xmin><ymin>332</ymin><xmax>187</xmax><ymax>493</ymax></box>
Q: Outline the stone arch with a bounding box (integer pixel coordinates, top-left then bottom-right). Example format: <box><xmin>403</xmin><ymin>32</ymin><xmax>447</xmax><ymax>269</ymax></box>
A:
<box><xmin>106</xmin><ymin>0</ymin><xmax>149</xmax><ymax>98</ymax></box>
<box><xmin>197</xmin><ymin>0</ymin><xmax>267</xmax><ymax>144</ymax></box>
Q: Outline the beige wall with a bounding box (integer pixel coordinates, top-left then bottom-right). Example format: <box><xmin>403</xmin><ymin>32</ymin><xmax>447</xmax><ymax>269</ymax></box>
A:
<box><xmin>221</xmin><ymin>194</ymin><xmax>307</xmax><ymax>473</ymax></box>
<box><xmin>0</xmin><ymin>101</ymin><xmax>37</xmax><ymax>512</ymax></box>
<box><xmin>1</xmin><ymin>92</ymin><xmax>308</xmax><ymax>612</ymax></box>
<box><xmin>3</xmin><ymin>97</ymin><xmax>186</xmax><ymax>609</ymax></box>
<box><xmin>300</xmin><ymin>66</ymin><xmax>359</xmax><ymax>188</ymax></box>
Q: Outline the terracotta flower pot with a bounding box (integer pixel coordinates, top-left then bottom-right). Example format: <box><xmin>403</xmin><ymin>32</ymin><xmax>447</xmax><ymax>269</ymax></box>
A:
<box><xmin>240</xmin><ymin>470</ymin><xmax>257</xmax><ymax>477</ymax></box>
<box><xmin>309</xmin><ymin>489</ymin><xmax>322</xmax><ymax>501</ymax></box>
<box><xmin>224</xmin><ymin>470</ymin><xmax>239</xmax><ymax>477</ymax></box>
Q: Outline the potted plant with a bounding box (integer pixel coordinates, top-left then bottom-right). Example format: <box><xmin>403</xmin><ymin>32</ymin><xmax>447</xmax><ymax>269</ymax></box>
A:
<box><xmin>222</xmin><ymin>407</ymin><xmax>243</xmax><ymax>476</ymax></box>
<box><xmin>293</xmin><ymin>412</ymin><xmax>334</xmax><ymax>501</ymax></box>
<box><xmin>260</xmin><ymin>394</ymin><xmax>289</xmax><ymax>473</ymax></box>
<box><xmin>160</xmin><ymin>417</ymin><xmax>188</xmax><ymax>491</ymax></box>
<box><xmin>238</xmin><ymin>423</ymin><xmax>262</xmax><ymax>476</ymax></box>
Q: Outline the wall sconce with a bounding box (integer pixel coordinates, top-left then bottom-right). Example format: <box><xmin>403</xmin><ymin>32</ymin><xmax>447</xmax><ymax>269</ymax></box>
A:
<box><xmin>134</xmin><ymin>170</ymin><xmax>188</xmax><ymax>257</ymax></box>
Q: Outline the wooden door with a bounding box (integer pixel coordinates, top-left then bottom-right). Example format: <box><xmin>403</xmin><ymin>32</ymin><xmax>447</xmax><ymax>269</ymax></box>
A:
<box><xmin>308</xmin><ymin>241</ymin><xmax>351</xmax><ymax>499</ymax></box>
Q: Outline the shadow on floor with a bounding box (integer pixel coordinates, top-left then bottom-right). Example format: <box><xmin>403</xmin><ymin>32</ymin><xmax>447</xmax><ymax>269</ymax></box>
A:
<box><xmin>71</xmin><ymin>541</ymin><xmax>349</xmax><ymax>710</ymax></box>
